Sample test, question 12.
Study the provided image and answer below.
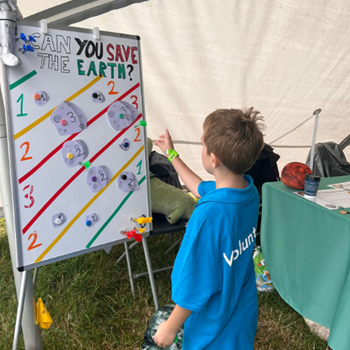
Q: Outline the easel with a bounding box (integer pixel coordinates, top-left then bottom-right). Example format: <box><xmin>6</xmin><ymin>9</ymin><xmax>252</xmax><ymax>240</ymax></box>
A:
<box><xmin>0</xmin><ymin>64</ymin><xmax>43</xmax><ymax>349</ymax></box>
<box><xmin>0</xmin><ymin>13</ymin><xmax>159</xmax><ymax>350</ymax></box>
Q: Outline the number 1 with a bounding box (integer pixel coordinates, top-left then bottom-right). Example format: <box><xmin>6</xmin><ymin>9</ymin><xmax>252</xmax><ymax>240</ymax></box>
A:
<box><xmin>16</xmin><ymin>94</ymin><xmax>28</xmax><ymax>117</ymax></box>
<box><xmin>136</xmin><ymin>160</ymin><xmax>142</xmax><ymax>175</ymax></box>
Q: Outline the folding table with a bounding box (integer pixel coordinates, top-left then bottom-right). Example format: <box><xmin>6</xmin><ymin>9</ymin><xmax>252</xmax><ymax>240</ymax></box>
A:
<box><xmin>261</xmin><ymin>175</ymin><xmax>350</xmax><ymax>350</ymax></box>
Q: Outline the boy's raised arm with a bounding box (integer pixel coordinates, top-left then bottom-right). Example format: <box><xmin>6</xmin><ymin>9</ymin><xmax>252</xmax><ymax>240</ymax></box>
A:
<box><xmin>154</xmin><ymin>129</ymin><xmax>202</xmax><ymax>198</ymax></box>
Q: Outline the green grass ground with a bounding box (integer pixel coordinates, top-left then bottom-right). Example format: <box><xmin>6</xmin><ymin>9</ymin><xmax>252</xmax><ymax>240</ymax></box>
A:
<box><xmin>0</xmin><ymin>218</ymin><xmax>329</xmax><ymax>349</ymax></box>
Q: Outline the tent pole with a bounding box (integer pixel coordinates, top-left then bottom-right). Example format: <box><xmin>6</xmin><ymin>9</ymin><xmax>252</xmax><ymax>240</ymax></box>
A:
<box><xmin>310</xmin><ymin>109</ymin><xmax>321</xmax><ymax>173</ymax></box>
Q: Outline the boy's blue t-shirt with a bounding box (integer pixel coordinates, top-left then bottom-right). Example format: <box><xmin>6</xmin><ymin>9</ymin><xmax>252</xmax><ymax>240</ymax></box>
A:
<box><xmin>171</xmin><ymin>175</ymin><xmax>259</xmax><ymax>350</ymax></box>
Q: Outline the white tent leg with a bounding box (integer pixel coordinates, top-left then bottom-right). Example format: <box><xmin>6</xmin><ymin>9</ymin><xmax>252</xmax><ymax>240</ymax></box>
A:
<box><xmin>310</xmin><ymin>109</ymin><xmax>322</xmax><ymax>173</ymax></box>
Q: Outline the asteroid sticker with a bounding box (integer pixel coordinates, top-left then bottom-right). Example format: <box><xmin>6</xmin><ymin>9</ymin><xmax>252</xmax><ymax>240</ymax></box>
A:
<box><xmin>50</xmin><ymin>101</ymin><xmax>87</xmax><ymax>135</ymax></box>
<box><xmin>106</xmin><ymin>101</ymin><xmax>138</xmax><ymax>131</ymax></box>
<box><xmin>119</xmin><ymin>138</ymin><xmax>131</xmax><ymax>151</ymax></box>
<box><xmin>85</xmin><ymin>213</ymin><xmax>98</xmax><ymax>227</ymax></box>
<box><xmin>52</xmin><ymin>213</ymin><xmax>66</xmax><ymax>228</ymax></box>
<box><xmin>61</xmin><ymin>139</ymin><xmax>88</xmax><ymax>167</ymax></box>
<box><xmin>117</xmin><ymin>171</ymin><xmax>139</xmax><ymax>192</ymax></box>
<box><xmin>86</xmin><ymin>166</ymin><xmax>111</xmax><ymax>193</ymax></box>
<box><xmin>91</xmin><ymin>91</ymin><xmax>105</xmax><ymax>103</ymax></box>
<box><xmin>33</xmin><ymin>91</ymin><xmax>49</xmax><ymax>107</ymax></box>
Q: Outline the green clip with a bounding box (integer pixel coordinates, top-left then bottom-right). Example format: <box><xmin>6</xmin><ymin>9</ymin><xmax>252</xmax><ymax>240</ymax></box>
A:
<box><xmin>135</xmin><ymin>120</ymin><xmax>147</xmax><ymax>128</ymax></box>
<box><xmin>174</xmin><ymin>335</ymin><xmax>178</xmax><ymax>343</ymax></box>
<box><xmin>79</xmin><ymin>161</ymin><xmax>91</xmax><ymax>169</ymax></box>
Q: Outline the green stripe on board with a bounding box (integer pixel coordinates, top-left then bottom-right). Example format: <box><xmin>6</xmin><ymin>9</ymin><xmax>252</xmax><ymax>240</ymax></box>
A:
<box><xmin>86</xmin><ymin>176</ymin><xmax>146</xmax><ymax>249</ymax></box>
<box><xmin>10</xmin><ymin>70</ymin><xmax>37</xmax><ymax>90</ymax></box>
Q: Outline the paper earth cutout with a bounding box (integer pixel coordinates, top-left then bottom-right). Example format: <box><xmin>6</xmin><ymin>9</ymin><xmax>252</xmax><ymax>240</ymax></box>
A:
<box><xmin>281</xmin><ymin>162</ymin><xmax>312</xmax><ymax>190</ymax></box>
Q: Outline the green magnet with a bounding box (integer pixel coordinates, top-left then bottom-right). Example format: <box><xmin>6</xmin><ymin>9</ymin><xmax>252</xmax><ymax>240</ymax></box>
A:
<box><xmin>135</xmin><ymin>120</ymin><xmax>147</xmax><ymax>128</ymax></box>
<box><xmin>79</xmin><ymin>161</ymin><xmax>91</xmax><ymax>169</ymax></box>
<box><xmin>119</xmin><ymin>113</ymin><xmax>124</xmax><ymax>119</ymax></box>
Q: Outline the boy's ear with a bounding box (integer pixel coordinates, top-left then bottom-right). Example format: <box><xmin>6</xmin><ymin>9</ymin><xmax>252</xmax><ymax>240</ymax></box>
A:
<box><xmin>210</xmin><ymin>153</ymin><xmax>221</xmax><ymax>168</ymax></box>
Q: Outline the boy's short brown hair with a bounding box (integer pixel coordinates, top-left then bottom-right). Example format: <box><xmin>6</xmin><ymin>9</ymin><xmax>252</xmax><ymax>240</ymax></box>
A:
<box><xmin>203</xmin><ymin>108</ymin><xmax>265</xmax><ymax>175</ymax></box>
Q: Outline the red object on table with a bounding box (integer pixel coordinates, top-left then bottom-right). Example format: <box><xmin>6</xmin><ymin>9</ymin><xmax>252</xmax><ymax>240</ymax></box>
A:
<box><xmin>281</xmin><ymin>162</ymin><xmax>312</xmax><ymax>189</ymax></box>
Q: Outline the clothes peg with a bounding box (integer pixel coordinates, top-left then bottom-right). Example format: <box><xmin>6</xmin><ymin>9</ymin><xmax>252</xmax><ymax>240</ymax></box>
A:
<box><xmin>41</xmin><ymin>19</ymin><xmax>48</xmax><ymax>34</ymax></box>
<box><xmin>121</xmin><ymin>229</ymin><xmax>142</xmax><ymax>242</ymax></box>
<box><xmin>131</xmin><ymin>216</ymin><xmax>153</xmax><ymax>225</ymax></box>
<box><xmin>93</xmin><ymin>27</ymin><xmax>100</xmax><ymax>40</ymax></box>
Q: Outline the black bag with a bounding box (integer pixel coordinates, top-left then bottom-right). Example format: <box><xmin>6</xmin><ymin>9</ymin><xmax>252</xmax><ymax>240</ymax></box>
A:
<box><xmin>306</xmin><ymin>142</ymin><xmax>350</xmax><ymax>177</ymax></box>
<box><xmin>149</xmin><ymin>151</ymin><xmax>181</xmax><ymax>189</ymax></box>
<box><xmin>245</xmin><ymin>144</ymin><xmax>280</xmax><ymax>198</ymax></box>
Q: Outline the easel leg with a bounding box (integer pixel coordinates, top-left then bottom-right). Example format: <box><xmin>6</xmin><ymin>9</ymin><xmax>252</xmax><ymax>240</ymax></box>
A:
<box><xmin>165</xmin><ymin>235</ymin><xmax>183</xmax><ymax>255</ymax></box>
<box><xmin>124</xmin><ymin>242</ymin><xmax>135</xmax><ymax>298</ymax></box>
<box><xmin>116</xmin><ymin>241</ymin><xmax>139</xmax><ymax>263</ymax></box>
<box><xmin>141</xmin><ymin>237</ymin><xmax>159</xmax><ymax>310</ymax></box>
<box><xmin>12</xmin><ymin>270</ymin><xmax>29</xmax><ymax>350</ymax></box>
<box><xmin>32</xmin><ymin>268</ymin><xmax>39</xmax><ymax>288</ymax></box>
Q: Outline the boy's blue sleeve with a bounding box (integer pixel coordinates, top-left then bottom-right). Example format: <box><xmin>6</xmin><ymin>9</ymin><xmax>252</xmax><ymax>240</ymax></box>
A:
<box><xmin>198</xmin><ymin>181</ymin><xmax>215</xmax><ymax>197</ymax></box>
<box><xmin>171</xmin><ymin>215</ymin><xmax>222</xmax><ymax>312</ymax></box>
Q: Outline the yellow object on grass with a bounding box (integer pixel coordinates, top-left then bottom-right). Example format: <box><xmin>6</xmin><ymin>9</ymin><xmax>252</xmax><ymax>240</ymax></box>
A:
<box><xmin>36</xmin><ymin>298</ymin><xmax>53</xmax><ymax>329</ymax></box>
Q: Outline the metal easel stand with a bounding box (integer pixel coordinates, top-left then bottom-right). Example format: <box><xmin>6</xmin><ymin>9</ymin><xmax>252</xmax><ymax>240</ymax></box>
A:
<box><xmin>0</xmin><ymin>63</ymin><xmax>42</xmax><ymax>349</ymax></box>
<box><xmin>122</xmin><ymin>236</ymin><xmax>159</xmax><ymax>310</ymax></box>
<box><xmin>132</xmin><ymin>236</ymin><xmax>183</xmax><ymax>278</ymax></box>
<box><xmin>141</xmin><ymin>236</ymin><xmax>159</xmax><ymax>310</ymax></box>
<box><xmin>117</xmin><ymin>235</ymin><xmax>183</xmax><ymax>263</ymax></box>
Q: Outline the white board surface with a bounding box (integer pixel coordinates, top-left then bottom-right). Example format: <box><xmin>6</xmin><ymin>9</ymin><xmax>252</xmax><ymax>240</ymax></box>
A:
<box><xmin>5</xmin><ymin>21</ymin><xmax>151</xmax><ymax>271</ymax></box>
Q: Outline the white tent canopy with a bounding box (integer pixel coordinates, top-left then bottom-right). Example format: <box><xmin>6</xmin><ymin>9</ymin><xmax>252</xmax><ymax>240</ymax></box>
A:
<box><xmin>17</xmin><ymin>0</ymin><xmax>350</xmax><ymax>180</ymax></box>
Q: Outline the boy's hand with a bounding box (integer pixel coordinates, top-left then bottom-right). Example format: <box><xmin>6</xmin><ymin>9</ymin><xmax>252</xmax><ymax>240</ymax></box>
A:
<box><xmin>154</xmin><ymin>129</ymin><xmax>175</xmax><ymax>154</ymax></box>
<box><xmin>153</xmin><ymin>320</ymin><xmax>177</xmax><ymax>348</ymax></box>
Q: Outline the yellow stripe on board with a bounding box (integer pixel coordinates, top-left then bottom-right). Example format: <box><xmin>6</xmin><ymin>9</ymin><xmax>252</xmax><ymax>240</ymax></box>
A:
<box><xmin>34</xmin><ymin>145</ymin><xmax>144</xmax><ymax>263</ymax></box>
<box><xmin>14</xmin><ymin>76</ymin><xmax>102</xmax><ymax>140</ymax></box>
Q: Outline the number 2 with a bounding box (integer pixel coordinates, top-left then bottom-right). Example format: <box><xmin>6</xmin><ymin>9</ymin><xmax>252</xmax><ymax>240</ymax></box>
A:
<box><xmin>108</xmin><ymin>81</ymin><xmax>118</xmax><ymax>95</ymax></box>
<box><xmin>27</xmin><ymin>232</ymin><xmax>42</xmax><ymax>250</ymax></box>
<box><xmin>134</xmin><ymin>128</ymin><xmax>141</xmax><ymax>142</ymax></box>
<box><xmin>20</xmin><ymin>142</ymin><xmax>32</xmax><ymax>161</ymax></box>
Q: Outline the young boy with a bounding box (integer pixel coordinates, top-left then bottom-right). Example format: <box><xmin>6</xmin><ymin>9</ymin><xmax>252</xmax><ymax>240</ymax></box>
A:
<box><xmin>153</xmin><ymin>108</ymin><xmax>265</xmax><ymax>349</ymax></box>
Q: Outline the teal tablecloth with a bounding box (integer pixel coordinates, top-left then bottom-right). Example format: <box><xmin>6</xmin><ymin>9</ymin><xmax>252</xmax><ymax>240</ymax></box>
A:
<box><xmin>261</xmin><ymin>175</ymin><xmax>350</xmax><ymax>350</ymax></box>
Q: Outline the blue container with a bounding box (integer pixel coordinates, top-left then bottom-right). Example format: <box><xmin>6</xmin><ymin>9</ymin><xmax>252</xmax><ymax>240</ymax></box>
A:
<box><xmin>304</xmin><ymin>174</ymin><xmax>321</xmax><ymax>197</ymax></box>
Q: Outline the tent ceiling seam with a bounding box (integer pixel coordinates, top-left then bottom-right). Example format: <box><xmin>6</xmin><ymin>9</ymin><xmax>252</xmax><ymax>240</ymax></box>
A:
<box><xmin>151</xmin><ymin>140</ymin><xmax>311</xmax><ymax>149</ymax></box>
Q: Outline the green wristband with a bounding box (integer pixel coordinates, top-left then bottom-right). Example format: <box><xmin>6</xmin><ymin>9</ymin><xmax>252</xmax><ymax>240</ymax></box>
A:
<box><xmin>166</xmin><ymin>149</ymin><xmax>179</xmax><ymax>163</ymax></box>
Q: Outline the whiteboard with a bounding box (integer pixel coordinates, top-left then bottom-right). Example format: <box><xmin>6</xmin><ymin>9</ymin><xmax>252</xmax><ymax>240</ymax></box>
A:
<box><xmin>5</xmin><ymin>21</ymin><xmax>151</xmax><ymax>271</ymax></box>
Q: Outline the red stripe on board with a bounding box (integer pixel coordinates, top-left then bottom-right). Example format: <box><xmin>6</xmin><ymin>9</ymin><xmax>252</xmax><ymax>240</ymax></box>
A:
<box><xmin>22</xmin><ymin>113</ymin><xmax>142</xmax><ymax>235</ymax></box>
<box><xmin>18</xmin><ymin>83</ymin><xmax>140</xmax><ymax>185</ymax></box>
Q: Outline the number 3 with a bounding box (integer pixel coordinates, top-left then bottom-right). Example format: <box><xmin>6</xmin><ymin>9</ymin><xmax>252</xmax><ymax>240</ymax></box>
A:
<box><xmin>23</xmin><ymin>184</ymin><xmax>35</xmax><ymax>208</ymax></box>
<box><xmin>130</xmin><ymin>95</ymin><xmax>138</xmax><ymax>109</ymax></box>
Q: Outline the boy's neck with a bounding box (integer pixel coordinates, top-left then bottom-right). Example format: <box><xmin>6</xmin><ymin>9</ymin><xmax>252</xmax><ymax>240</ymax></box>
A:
<box><xmin>213</xmin><ymin>167</ymin><xmax>248</xmax><ymax>190</ymax></box>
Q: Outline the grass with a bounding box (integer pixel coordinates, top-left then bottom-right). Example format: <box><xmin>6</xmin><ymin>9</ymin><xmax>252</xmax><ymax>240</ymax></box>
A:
<box><xmin>0</xmin><ymin>218</ymin><xmax>329</xmax><ymax>349</ymax></box>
